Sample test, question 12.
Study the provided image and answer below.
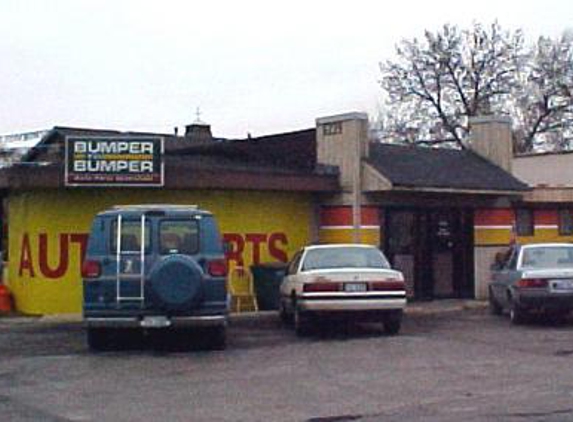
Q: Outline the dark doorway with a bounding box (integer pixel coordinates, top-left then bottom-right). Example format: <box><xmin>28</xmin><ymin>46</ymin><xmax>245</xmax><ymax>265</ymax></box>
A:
<box><xmin>384</xmin><ymin>208</ymin><xmax>474</xmax><ymax>300</ymax></box>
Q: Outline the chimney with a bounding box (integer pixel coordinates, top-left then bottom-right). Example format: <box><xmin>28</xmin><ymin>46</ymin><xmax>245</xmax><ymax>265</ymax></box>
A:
<box><xmin>316</xmin><ymin>112</ymin><xmax>369</xmax><ymax>190</ymax></box>
<box><xmin>316</xmin><ymin>112</ymin><xmax>369</xmax><ymax>243</ymax></box>
<box><xmin>185</xmin><ymin>122</ymin><xmax>213</xmax><ymax>143</ymax></box>
<box><xmin>467</xmin><ymin>116</ymin><xmax>513</xmax><ymax>172</ymax></box>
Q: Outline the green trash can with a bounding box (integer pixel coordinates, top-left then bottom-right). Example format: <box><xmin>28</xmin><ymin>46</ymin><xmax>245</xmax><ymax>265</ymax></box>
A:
<box><xmin>250</xmin><ymin>262</ymin><xmax>288</xmax><ymax>311</ymax></box>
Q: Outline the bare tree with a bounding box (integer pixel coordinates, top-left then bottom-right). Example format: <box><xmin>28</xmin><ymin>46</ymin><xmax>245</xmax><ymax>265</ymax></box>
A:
<box><xmin>511</xmin><ymin>33</ymin><xmax>573</xmax><ymax>152</ymax></box>
<box><xmin>379</xmin><ymin>22</ymin><xmax>573</xmax><ymax>152</ymax></box>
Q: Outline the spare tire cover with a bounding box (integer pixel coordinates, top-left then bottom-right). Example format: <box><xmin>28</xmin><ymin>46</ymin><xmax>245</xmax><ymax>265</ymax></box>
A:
<box><xmin>148</xmin><ymin>255</ymin><xmax>204</xmax><ymax>311</ymax></box>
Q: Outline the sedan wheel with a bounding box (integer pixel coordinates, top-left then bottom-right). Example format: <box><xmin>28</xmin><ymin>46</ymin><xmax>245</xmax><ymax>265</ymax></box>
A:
<box><xmin>294</xmin><ymin>306</ymin><xmax>312</xmax><ymax>337</ymax></box>
<box><xmin>488</xmin><ymin>287</ymin><xmax>503</xmax><ymax>316</ymax></box>
<box><xmin>509</xmin><ymin>303</ymin><xmax>528</xmax><ymax>325</ymax></box>
<box><xmin>383</xmin><ymin>310</ymin><xmax>402</xmax><ymax>335</ymax></box>
<box><xmin>279</xmin><ymin>300</ymin><xmax>293</xmax><ymax>325</ymax></box>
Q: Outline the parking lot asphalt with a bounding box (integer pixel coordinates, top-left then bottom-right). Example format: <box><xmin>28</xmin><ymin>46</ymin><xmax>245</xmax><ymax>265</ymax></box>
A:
<box><xmin>1</xmin><ymin>301</ymin><xmax>573</xmax><ymax>422</ymax></box>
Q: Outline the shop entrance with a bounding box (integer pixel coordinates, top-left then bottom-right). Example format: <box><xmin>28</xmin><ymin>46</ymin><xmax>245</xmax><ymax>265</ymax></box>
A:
<box><xmin>384</xmin><ymin>208</ymin><xmax>474</xmax><ymax>300</ymax></box>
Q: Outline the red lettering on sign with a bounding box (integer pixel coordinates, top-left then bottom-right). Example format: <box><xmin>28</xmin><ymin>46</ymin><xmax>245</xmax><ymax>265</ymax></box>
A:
<box><xmin>245</xmin><ymin>233</ymin><xmax>267</xmax><ymax>265</ymax></box>
<box><xmin>15</xmin><ymin>231</ymin><xmax>290</xmax><ymax>281</ymax></box>
<box><xmin>223</xmin><ymin>232</ymin><xmax>289</xmax><ymax>266</ymax></box>
<box><xmin>269</xmin><ymin>232</ymin><xmax>288</xmax><ymax>262</ymax></box>
<box><xmin>18</xmin><ymin>232</ymin><xmax>89</xmax><ymax>280</ymax></box>
<box><xmin>223</xmin><ymin>233</ymin><xmax>245</xmax><ymax>268</ymax></box>
<box><xmin>18</xmin><ymin>233</ymin><xmax>35</xmax><ymax>277</ymax></box>
<box><xmin>38</xmin><ymin>234</ymin><xmax>69</xmax><ymax>279</ymax></box>
<box><xmin>70</xmin><ymin>234</ymin><xmax>89</xmax><ymax>264</ymax></box>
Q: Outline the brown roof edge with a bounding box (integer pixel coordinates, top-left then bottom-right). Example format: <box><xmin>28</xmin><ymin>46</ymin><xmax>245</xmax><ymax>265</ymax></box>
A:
<box><xmin>0</xmin><ymin>163</ymin><xmax>340</xmax><ymax>193</ymax></box>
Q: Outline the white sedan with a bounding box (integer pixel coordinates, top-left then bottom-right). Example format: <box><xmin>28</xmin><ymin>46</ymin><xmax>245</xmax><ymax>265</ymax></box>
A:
<box><xmin>279</xmin><ymin>244</ymin><xmax>406</xmax><ymax>336</ymax></box>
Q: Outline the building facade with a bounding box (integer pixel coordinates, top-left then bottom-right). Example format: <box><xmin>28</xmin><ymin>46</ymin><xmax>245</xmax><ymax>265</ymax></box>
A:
<box><xmin>2</xmin><ymin>113</ymin><xmax>572</xmax><ymax>314</ymax></box>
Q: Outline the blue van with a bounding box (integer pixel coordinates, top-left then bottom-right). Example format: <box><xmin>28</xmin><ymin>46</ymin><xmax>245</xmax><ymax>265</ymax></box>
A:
<box><xmin>82</xmin><ymin>205</ymin><xmax>228</xmax><ymax>350</ymax></box>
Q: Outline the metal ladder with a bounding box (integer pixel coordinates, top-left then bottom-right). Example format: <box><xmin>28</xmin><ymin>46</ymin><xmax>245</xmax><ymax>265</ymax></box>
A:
<box><xmin>115</xmin><ymin>214</ymin><xmax>146</xmax><ymax>305</ymax></box>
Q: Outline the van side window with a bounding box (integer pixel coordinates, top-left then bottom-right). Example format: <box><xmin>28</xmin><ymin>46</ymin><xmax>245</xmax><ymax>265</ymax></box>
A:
<box><xmin>111</xmin><ymin>220</ymin><xmax>151</xmax><ymax>253</ymax></box>
<box><xmin>160</xmin><ymin>220</ymin><xmax>199</xmax><ymax>255</ymax></box>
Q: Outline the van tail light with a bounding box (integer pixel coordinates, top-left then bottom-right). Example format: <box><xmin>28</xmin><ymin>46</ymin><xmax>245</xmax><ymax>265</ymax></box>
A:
<box><xmin>207</xmin><ymin>259</ymin><xmax>228</xmax><ymax>277</ymax></box>
<box><xmin>81</xmin><ymin>260</ymin><xmax>101</xmax><ymax>279</ymax></box>
<box><xmin>303</xmin><ymin>279</ymin><xmax>340</xmax><ymax>292</ymax></box>
<box><xmin>370</xmin><ymin>280</ymin><xmax>406</xmax><ymax>291</ymax></box>
<box><xmin>516</xmin><ymin>278</ymin><xmax>548</xmax><ymax>288</ymax></box>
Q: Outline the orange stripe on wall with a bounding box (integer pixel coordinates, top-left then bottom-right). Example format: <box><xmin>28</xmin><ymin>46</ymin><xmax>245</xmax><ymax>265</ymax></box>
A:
<box><xmin>474</xmin><ymin>209</ymin><xmax>514</xmax><ymax>226</ymax></box>
<box><xmin>320</xmin><ymin>206</ymin><xmax>379</xmax><ymax>226</ymax></box>
<box><xmin>534</xmin><ymin>210</ymin><xmax>558</xmax><ymax>225</ymax></box>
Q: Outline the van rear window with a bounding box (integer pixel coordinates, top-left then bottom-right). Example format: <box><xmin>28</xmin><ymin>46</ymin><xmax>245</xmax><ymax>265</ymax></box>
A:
<box><xmin>160</xmin><ymin>220</ymin><xmax>199</xmax><ymax>255</ymax></box>
<box><xmin>111</xmin><ymin>220</ymin><xmax>151</xmax><ymax>253</ymax></box>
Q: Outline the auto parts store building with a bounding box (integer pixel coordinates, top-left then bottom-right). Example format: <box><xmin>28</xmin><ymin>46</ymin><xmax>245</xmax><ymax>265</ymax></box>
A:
<box><xmin>2</xmin><ymin>112</ymin><xmax>572</xmax><ymax>314</ymax></box>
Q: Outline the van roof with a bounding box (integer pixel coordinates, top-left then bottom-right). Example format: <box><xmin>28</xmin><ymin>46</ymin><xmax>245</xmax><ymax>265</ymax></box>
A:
<box><xmin>96</xmin><ymin>204</ymin><xmax>213</xmax><ymax>217</ymax></box>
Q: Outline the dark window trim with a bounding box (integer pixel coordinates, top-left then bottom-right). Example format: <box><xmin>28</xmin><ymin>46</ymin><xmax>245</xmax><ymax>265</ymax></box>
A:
<box><xmin>515</xmin><ymin>209</ymin><xmax>534</xmax><ymax>237</ymax></box>
<box><xmin>558</xmin><ymin>209</ymin><xmax>573</xmax><ymax>236</ymax></box>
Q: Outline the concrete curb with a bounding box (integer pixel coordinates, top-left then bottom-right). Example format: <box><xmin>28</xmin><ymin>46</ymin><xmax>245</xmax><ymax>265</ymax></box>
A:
<box><xmin>0</xmin><ymin>300</ymin><xmax>489</xmax><ymax>325</ymax></box>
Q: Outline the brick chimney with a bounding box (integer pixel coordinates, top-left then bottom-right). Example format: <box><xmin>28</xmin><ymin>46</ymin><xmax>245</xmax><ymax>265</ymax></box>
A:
<box><xmin>467</xmin><ymin>116</ymin><xmax>513</xmax><ymax>172</ymax></box>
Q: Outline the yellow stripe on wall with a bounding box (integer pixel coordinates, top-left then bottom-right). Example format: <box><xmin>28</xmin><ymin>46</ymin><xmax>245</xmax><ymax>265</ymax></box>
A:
<box><xmin>319</xmin><ymin>228</ymin><xmax>380</xmax><ymax>246</ymax></box>
<box><xmin>474</xmin><ymin>228</ymin><xmax>512</xmax><ymax>246</ymax></box>
<box><xmin>475</xmin><ymin>227</ymin><xmax>573</xmax><ymax>246</ymax></box>
<box><xmin>518</xmin><ymin>228</ymin><xmax>573</xmax><ymax>244</ymax></box>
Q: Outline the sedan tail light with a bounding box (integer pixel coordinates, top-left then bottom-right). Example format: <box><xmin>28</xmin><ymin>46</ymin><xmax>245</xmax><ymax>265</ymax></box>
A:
<box><xmin>81</xmin><ymin>260</ymin><xmax>101</xmax><ymax>279</ymax></box>
<box><xmin>370</xmin><ymin>280</ymin><xmax>405</xmax><ymax>291</ymax></box>
<box><xmin>516</xmin><ymin>278</ymin><xmax>548</xmax><ymax>288</ymax></box>
<box><xmin>303</xmin><ymin>281</ymin><xmax>341</xmax><ymax>292</ymax></box>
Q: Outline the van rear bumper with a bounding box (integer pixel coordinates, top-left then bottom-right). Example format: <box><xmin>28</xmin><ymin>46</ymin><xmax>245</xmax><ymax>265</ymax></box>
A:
<box><xmin>84</xmin><ymin>314</ymin><xmax>227</xmax><ymax>329</ymax></box>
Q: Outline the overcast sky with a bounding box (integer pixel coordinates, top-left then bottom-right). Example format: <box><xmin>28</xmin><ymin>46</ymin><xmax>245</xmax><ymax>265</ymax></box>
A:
<box><xmin>0</xmin><ymin>0</ymin><xmax>571</xmax><ymax>138</ymax></box>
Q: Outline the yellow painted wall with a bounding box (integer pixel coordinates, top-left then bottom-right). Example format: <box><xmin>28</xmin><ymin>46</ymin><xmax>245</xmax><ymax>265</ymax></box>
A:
<box><xmin>8</xmin><ymin>189</ymin><xmax>314</xmax><ymax>315</ymax></box>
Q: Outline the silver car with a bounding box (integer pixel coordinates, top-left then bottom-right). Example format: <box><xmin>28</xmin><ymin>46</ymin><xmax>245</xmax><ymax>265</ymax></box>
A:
<box><xmin>489</xmin><ymin>243</ymin><xmax>573</xmax><ymax>324</ymax></box>
<box><xmin>279</xmin><ymin>244</ymin><xmax>406</xmax><ymax>336</ymax></box>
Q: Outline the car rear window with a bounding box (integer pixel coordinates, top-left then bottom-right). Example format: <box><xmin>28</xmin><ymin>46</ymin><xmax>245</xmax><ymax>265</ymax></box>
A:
<box><xmin>302</xmin><ymin>247</ymin><xmax>390</xmax><ymax>271</ymax></box>
<box><xmin>521</xmin><ymin>246</ymin><xmax>573</xmax><ymax>269</ymax></box>
<box><xmin>160</xmin><ymin>220</ymin><xmax>199</xmax><ymax>255</ymax></box>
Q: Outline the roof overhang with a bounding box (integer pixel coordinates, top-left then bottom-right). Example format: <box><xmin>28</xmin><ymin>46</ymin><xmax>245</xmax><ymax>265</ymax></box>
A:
<box><xmin>0</xmin><ymin>162</ymin><xmax>340</xmax><ymax>193</ymax></box>
<box><xmin>362</xmin><ymin>162</ymin><xmax>526</xmax><ymax>197</ymax></box>
<box><xmin>521</xmin><ymin>187</ymin><xmax>573</xmax><ymax>203</ymax></box>
<box><xmin>389</xmin><ymin>185</ymin><xmax>527</xmax><ymax>196</ymax></box>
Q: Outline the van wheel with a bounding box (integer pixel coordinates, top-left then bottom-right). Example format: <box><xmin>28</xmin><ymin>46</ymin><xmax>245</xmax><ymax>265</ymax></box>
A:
<box><xmin>383</xmin><ymin>310</ymin><xmax>402</xmax><ymax>335</ymax></box>
<box><xmin>207</xmin><ymin>325</ymin><xmax>227</xmax><ymax>350</ymax></box>
<box><xmin>488</xmin><ymin>286</ymin><xmax>503</xmax><ymax>316</ymax></box>
<box><xmin>87</xmin><ymin>328</ymin><xmax>111</xmax><ymax>351</ymax></box>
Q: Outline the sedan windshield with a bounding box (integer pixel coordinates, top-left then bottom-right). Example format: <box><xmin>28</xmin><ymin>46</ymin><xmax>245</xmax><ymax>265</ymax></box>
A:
<box><xmin>302</xmin><ymin>247</ymin><xmax>390</xmax><ymax>271</ymax></box>
<box><xmin>521</xmin><ymin>246</ymin><xmax>573</xmax><ymax>269</ymax></box>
